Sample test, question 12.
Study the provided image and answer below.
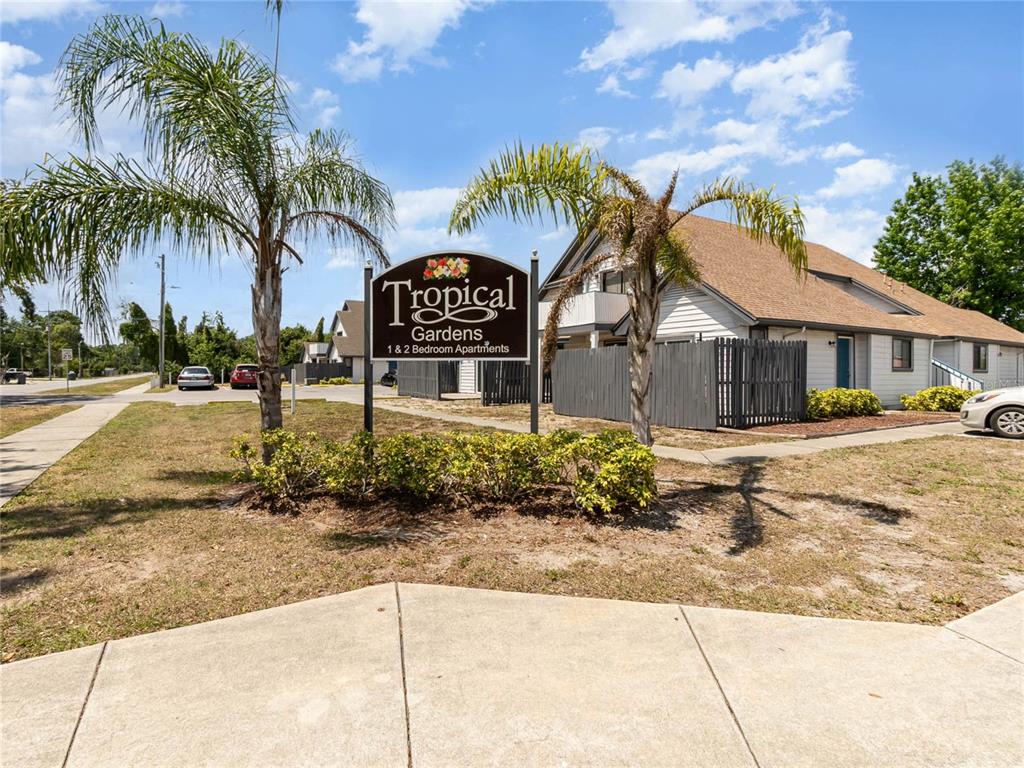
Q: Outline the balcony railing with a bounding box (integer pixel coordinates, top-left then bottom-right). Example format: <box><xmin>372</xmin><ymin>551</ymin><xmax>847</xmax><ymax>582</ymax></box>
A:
<box><xmin>538</xmin><ymin>291</ymin><xmax>629</xmax><ymax>330</ymax></box>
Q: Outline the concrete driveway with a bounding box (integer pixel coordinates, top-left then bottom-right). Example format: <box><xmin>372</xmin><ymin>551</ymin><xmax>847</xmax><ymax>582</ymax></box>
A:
<box><xmin>3</xmin><ymin>584</ymin><xmax>1020</xmax><ymax>767</ymax></box>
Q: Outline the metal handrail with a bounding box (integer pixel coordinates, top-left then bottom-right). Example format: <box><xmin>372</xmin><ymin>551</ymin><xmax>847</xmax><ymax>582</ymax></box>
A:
<box><xmin>930</xmin><ymin>358</ymin><xmax>983</xmax><ymax>390</ymax></box>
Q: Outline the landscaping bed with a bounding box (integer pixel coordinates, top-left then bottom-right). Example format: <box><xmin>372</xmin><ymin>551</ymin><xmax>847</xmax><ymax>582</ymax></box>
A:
<box><xmin>2</xmin><ymin>400</ymin><xmax>1021</xmax><ymax>662</ymax></box>
<box><xmin>746</xmin><ymin>411</ymin><xmax>958</xmax><ymax>437</ymax></box>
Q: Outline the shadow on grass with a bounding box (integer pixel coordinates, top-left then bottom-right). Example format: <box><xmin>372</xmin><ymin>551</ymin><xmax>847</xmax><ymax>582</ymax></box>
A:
<box><xmin>662</xmin><ymin>462</ymin><xmax>911</xmax><ymax>555</ymax></box>
<box><xmin>1</xmin><ymin>495</ymin><xmax>219</xmax><ymax>544</ymax></box>
<box><xmin>156</xmin><ymin>469</ymin><xmax>236</xmax><ymax>486</ymax></box>
<box><xmin>0</xmin><ymin>567</ymin><xmax>50</xmax><ymax>595</ymax></box>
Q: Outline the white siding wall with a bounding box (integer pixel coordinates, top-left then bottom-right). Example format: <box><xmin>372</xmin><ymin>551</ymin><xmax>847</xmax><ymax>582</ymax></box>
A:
<box><xmin>997</xmin><ymin>345</ymin><xmax>1024</xmax><ymax>387</ymax></box>
<box><xmin>868</xmin><ymin>334</ymin><xmax>930</xmax><ymax>407</ymax></box>
<box><xmin>767</xmin><ymin>327</ymin><xmax>836</xmax><ymax>390</ymax></box>
<box><xmin>951</xmin><ymin>341</ymin><xmax>1003</xmax><ymax>390</ymax></box>
<box><xmin>932</xmin><ymin>340</ymin><xmax>956</xmax><ymax>367</ymax></box>
<box><xmin>458</xmin><ymin>360</ymin><xmax>478</xmax><ymax>393</ymax></box>
<box><xmin>656</xmin><ymin>286</ymin><xmax>748</xmax><ymax>340</ymax></box>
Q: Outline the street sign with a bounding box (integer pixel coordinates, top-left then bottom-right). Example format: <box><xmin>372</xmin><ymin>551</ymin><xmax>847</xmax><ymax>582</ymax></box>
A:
<box><xmin>370</xmin><ymin>252</ymin><xmax>529</xmax><ymax>360</ymax></box>
<box><xmin>61</xmin><ymin>348</ymin><xmax>73</xmax><ymax>361</ymax></box>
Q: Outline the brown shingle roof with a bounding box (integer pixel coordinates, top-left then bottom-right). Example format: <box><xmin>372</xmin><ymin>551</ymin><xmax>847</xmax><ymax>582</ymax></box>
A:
<box><xmin>675</xmin><ymin>215</ymin><xmax>1024</xmax><ymax>346</ymax></box>
<box><xmin>327</xmin><ymin>300</ymin><xmax>364</xmax><ymax>357</ymax></box>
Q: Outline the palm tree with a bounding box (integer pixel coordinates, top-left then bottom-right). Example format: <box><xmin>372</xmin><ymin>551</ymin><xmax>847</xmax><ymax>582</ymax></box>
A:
<box><xmin>449</xmin><ymin>142</ymin><xmax>806</xmax><ymax>445</ymax></box>
<box><xmin>0</xmin><ymin>15</ymin><xmax>394</xmax><ymax>458</ymax></box>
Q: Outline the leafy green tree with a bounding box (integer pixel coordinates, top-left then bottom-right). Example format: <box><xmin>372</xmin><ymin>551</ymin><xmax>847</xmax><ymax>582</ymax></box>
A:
<box><xmin>279</xmin><ymin>324</ymin><xmax>312</xmax><ymax>365</ymax></box>
<box><xmin>874</xmin><ymin>158</ymin><xmax>1024</xmax><ymax>330</ymax></box>
<box><xmin>450</xmin><ymin>143</ymin><xmax>806</xmax><ymax>445</ymax></box>
<box><xmin>0</xmin><ymin>14</ymin><xmax>393</xmax><ymax>459</ymax></box>
<box><xmin>119</xmin><ymin>302</ymin><xmax>158</xmax><ymax>369</ymax></box>
<box><xmin>313</xmin><ymin>316</ymin><xmax>325</xmax><ymax>343</ymax></box>
<box><xmin>162</xmin><ymin>302</ymin><xmax>188</xmax><ymax>369</ymax></box>
<box><xmin>183</xmin><ymin>311</ymin><xmax>242</xmax><ymax>376</ymax></box>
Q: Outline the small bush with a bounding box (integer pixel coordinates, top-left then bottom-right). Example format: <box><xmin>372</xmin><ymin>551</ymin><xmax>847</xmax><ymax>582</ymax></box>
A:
<box><xmin>233</xmin><ymin>428</ymin><xmax>657</xmax><ymax>514</ymax></box>
<box><xmin>900</xmin><ymin>386</ymin><xmax>973</xmax><ymax>412</ymax></box>
<box><xmin>806</xmin><ymin>387</ymin><xmax>883</xmax><ymax>420</ymax></box>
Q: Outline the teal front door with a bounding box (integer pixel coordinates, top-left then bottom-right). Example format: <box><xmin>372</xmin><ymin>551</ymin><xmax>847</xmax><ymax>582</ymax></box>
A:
<box><xmin>836</xmin><ymin>337</ymin><xmax>852</xmax><ymax>388</ymax></box>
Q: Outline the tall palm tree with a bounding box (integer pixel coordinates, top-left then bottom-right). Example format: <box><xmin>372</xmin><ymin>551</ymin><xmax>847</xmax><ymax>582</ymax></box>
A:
<box><xmin>449</xmin><ymin>142</ymin><xmax>806</xmax><ymax>445</ymax></box>
<box><xmin>0</xmin><ymin>15</ymin><xmax>394</xmax><ymax>458</ymax></box>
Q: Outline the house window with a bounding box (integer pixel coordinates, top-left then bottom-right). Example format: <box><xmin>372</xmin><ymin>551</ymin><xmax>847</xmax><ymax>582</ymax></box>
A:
<box><xmin>973</xmin><ymin>343</ymin><xmax>988</xmax><ymax>373</ymax></box>
<box><xmin>601</xmin><ymin>271</ymin><xmax>623</xmax><ymax>293</ymax></box>
<box><xmin>892</xmin><ymin>337</ymin><xmax>913</xmax><ymax>371</ymax></box>
<box><xmin>749</xmin><ymin>327</ymin><xmax>768</xmax><ymax>340</ymax></box>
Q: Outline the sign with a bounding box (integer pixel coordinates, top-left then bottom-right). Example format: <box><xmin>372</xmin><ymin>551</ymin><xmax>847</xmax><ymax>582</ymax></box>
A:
<box><xmin>61</xmin><ymin>348</ymin><xmax>73</xmax><ymax>361</ymax></box>
<box><xmin>371</xmin><ymin>251</ymin><xmax>529</xmax><ymax>360</ymax></box>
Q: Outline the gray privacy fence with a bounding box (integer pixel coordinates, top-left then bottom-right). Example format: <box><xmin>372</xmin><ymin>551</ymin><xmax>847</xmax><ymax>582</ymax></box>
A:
<box><xmin>552</xmin><ymin>338</ymin><xmax>806</xmax><ymax>430</ymax></box>
<box><xmin>480</xmin><ymin>362</ymin><xmax>553</xmax><ymax>406</ymax></box>
<box><xmin>397</xmin><ymin>361</ymin><xmax>458</xmax><ymax>400</ymax></box>
<box><xmin>281</xmin><ymin>361</ymin><xmax>353</xmax><ymax>383</ymax></box>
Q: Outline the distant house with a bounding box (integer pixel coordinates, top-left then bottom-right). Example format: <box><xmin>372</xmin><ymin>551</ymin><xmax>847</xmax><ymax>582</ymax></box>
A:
<box><xmin>301</xmin><ymin>341</ymin><xmax>329</xmax><ymax>364</ymax></box>
<box><xmin>540</xmin><ymin>214</ymin><xmax>1024</xmax><ymax>407</ymax></box>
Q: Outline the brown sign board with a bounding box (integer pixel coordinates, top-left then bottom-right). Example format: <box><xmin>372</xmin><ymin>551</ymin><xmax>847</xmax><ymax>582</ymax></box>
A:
<box><xmin>371</xmin><ymin>252</ymin><xmax>529</xmax><ymax>360</ymax></box>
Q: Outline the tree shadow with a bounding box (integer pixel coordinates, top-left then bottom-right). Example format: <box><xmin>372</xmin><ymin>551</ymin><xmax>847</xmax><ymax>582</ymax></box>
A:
<box><xmin>156</xmin><ymin>469</ymin><xmax>237</xmax><ymax>486</ymax></box>
<box><xmin>662</xmin><ymin>462</ymin><xmax>911</xmax><ymax>555</ymax></box>
<box><xmin>0</xmin><ymin>567</ymin><xmax>50</xmax><ymax>595</ymax></box>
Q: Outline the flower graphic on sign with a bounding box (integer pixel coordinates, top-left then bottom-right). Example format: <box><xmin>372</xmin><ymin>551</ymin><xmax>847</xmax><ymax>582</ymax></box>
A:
<box><xmin>423</xmin><ymin>256</ymin><xmax>470</xmax><ymax>280</ymax></box>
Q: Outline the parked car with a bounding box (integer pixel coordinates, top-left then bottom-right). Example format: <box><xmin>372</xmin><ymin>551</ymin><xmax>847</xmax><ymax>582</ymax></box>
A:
<box><xmin>2</xmin><ymin>368</ymin><xmax>25</xmax><ymax>383</ymax></box>
<box><xmin>177</xmin><ymin>366</ymin><xmax>216</xmax><ymax>391</ymax></box>
<box><xmin>959</xmin><ymin>386</ymin><xmax>1024</xmax><ymax>438</ymax></box>
<box><xmin>230</xmin><ymin>364</ymin><xmax>259</xmax><ymax>389</ymax></box>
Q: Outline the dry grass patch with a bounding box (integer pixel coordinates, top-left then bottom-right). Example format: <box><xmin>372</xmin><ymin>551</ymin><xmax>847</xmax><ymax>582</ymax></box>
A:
<box><xmin>2</xmin><ymin>400</ymin><xmax>1021</xmax><ymax>662</ymax></box>
<box><xmin>384</xmin><ymin>399</ymin><xmax>791</xmax><ymax>451</ymax></box>
<box><xmin>41</xmin><ymin>374</ymin><xmax>151</xmax><ymax>396</ymax></box>
<box><xmin>0</xmin><ymin>404</ymin><xmax>81</xmax><ymax>438</ymax></box>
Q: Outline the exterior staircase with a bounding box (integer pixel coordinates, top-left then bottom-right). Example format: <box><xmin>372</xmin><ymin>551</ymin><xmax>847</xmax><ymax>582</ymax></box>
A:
<box><xmin>930</xmin><ymin>358</ymin><xmax>983</xmax><ymax>390</ymax></box>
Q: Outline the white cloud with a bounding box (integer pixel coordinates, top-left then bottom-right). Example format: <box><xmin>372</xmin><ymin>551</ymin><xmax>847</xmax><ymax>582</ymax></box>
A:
<box><xmin>0</xmin><ymin>0</ymin><xmax>103</xmax><ymax>23</ymax></box>
<box><xmin>820</xmin><ymin>141</ymin><xmax>863</xmax><ymax>160</ymax></box>
<box><xmin>580</xmin><ymin>0</ymin><xmax>799</xmax><ymax>71</ymax></box>
<box><xmin>802</xmin><ymin>204</ymin><xmax>886</xmax><ymax>264</ymax></box>
<box><xmin>0</xmin><ymin>41</ymin><xmax>41</xmax><ymax>77</ymax></box>
<box><xmin>308</xmin><ymin>87</ymin><xmax>341</xmax><ymax>128</ymax></box>
<box><xmin>392</xmin><ymin>187</ymin><xmax>462</xmax><ymax>228</ymax></box>
<box><xmin>815</xmin><ymin>158</ymin><xmax>898</xmax><ymax>199</ymax></box>
<box><xmin>646</xmin><ymin>127</ymin><xmax>672</xmax><ymax>141</ymax></box>
<box><xmin>658</xmin><ymin>56</ymin><xmax>733</xmax><ymax>106</ymax></box>
<box><xmin>325</xmin><ymin>247</ymin><xmax>360</xmax><ymax>270</ymax></box>
<box><xmin>331</xmin><ymin>0</ymin><xmax>490</xmax><ymax>83</ymax></box>
<box><xmin>706</xmin><ymin>118</ymin><xmax>760</xmax><ymax>144</ymax></box>
<box><xmin>576</xmin><ymin>126</ymin><xmax>615</xmax><ymax>151</ymax></box>
<box><xmin>386</xmin><ymin>186</ymin><xmax>489</xmax><ymax>256</ymax></box>
<box><xmin>596</xmin><ymin>74</ymin><xmax>634</xmax><ymax>98</ymax></box>
<box><xmin>148</xmin><ymin>1</ymin><xmax>186</xmax><ymax>18</ymax></box>
<box><xmin>732</xmin><ymin>22</ymin><xmax>854</xmax><ymax>122</ymax></box>
<box><xmin>540</xmin><ymin>225</ymin><xmax>572</xmax><ymax>242</ymax></box>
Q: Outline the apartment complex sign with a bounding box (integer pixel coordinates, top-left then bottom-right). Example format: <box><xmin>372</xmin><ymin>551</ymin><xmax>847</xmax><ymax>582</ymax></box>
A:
<box><xmin>371</xmin><ymin>252</ymin><xmax>529</xmax><ymax>360</ymax></box>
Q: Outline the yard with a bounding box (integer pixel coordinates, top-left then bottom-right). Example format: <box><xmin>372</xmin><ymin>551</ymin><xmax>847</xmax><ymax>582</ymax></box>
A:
<box><xmin>40</xmin><ymin>374</ymin><xmax>152</xmax><ymax>396</ymax></box>
<box><xmin>1</xmin><ymin>400</ymin><xmax>1021</xmax><ymax>662</ymax></box>
<box><xmin>0</xmin><ymin>404</ymin><xmax>80</xmax><ymax>439</ymax></box>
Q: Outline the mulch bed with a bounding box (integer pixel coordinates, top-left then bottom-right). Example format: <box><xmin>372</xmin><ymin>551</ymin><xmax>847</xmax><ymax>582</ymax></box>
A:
<box><xmin>741</xmin><ymin>411</ymin><xmax>958</xmax><ymax>437</ymax></box>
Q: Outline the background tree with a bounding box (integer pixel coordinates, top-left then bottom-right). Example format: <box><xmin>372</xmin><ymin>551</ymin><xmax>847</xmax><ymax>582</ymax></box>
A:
<box><xmin>183</xmin><ymin>311</ymin><xmax>243</xmax><ymax>376</ymax></box>
<box><xmin>0</xmin><ymin>15</ymin><xmax>394</xmax><ymax>459</ymax></box>
<box><xmin>279</xmin><ymin>324</ymin><xmax>312</xmax><ymax>365</ymax></box>
<box><xmin>450</xmin><ymin>143</ymin><xmax>805</xmax><ymax>445</ymax></box>
<box><xmin>313</xmin><ymin>316</ymin><xmax>325</xmax><ymax>343</ymax></box>
<box><xmin>874</xmin><ymin>158</ymin><xmax>1024</xmax><ymax>330</ymax></box>
<box><xmin>119</xmin><ymin>302</ymin><xmax>158</xmax><ymax>369</ymax></box>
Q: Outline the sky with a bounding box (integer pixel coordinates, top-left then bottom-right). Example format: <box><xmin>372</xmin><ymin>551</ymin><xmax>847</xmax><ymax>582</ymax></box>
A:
<box><xmin>2</xmin><ymin>0</ymin><xmax>1022</xmax><ymax>339</ymax></box>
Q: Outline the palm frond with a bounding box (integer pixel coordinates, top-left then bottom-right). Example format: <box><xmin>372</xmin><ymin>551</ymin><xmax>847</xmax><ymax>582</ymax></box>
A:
<box><xmin>657</xmin><ymin>233</ymin><xmax>700</xmax><ymax>286</ymax></box>
<box><xmin>540</xmin><ymin>251</ymin><xmax>609</xmax><ymax>368</ymax></box>
<box><xmin>678</xmin><ymin>178</ymin><xmax>807</xmax><ymax>272</ymax></box>
<box><xmin>449</xmin><ymin>141</ymin><xmax>609</xmax><ymax>235</ymax></box>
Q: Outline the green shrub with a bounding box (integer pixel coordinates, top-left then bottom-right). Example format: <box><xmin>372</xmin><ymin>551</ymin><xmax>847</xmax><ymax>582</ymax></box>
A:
<box><xmin>806</xmin><ymin>387</ymin><xmax>883</xmax><ymax>420</ymax></box>
<box><xmin>232</xmin><ymin>428</ymin><xmax>656</xmax><ymax>514</ymax></box>
<box><xmin>900</xmin><ymin>386</ymin><xmax>973</xmax><ymax>412</ymax></box>
<box><xmin>315</xmin><ymin>377</ymin><xmax>352</xmax><ymax>386</ymax></box>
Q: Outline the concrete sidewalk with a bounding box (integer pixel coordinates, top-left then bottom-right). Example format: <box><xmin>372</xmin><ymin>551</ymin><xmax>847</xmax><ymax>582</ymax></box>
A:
<box><xmin>0</xmin><ymin>401</ymin><xmax>130</xmax><ymax>507</ymax></box>
<box><xmin>3</xmin><ymin>584</ymin><xmax>1020</xmax><ymax>767</ymax></box>
<box><xmin>375</xmin><ymin>402</ymin><xmax>971</xmax><ymax>464</ymax></box>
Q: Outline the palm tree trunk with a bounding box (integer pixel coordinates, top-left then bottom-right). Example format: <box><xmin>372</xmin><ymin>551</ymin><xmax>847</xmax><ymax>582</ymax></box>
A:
<box><xmin>252</xmin><ymin>239</ymin><xmax>283</xmax><ymax>461</ymax></box>
<box><xmin>627</xmin><ymin>258</ymin><xmax>659</xmax><ymax>446</ymax></box>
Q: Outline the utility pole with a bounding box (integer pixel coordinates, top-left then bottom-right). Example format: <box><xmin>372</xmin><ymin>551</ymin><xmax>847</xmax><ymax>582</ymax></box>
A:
<box><xmin>158</xmin><ymin>254</ymin><xmax>166</xmax><ymax>387</ymax></box>
<box><xmin>78</xmin><ymin>340</ymin><xmax>83</xmax><ymax>378</ymax></box>
<box><xmin>20</xmin><ymin>344</ymin><xmax>25</xmax><ymax>371</ymax></box>
<box><xmin>46</xmin><ymin>304</ymin><xmax>52</xmax><ymax>380</ymax></box>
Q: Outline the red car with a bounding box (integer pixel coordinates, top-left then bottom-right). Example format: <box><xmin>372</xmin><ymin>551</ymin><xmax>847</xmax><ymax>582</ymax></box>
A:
<box><xmin>229</xmin><ymin>364</ymin><xmax>259</xmax><ymax>389</ymax></box>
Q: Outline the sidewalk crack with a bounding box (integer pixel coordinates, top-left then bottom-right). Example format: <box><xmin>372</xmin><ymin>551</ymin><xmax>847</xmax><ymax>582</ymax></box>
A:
<box><xmin>679</xmin><ymin>606</ymin><xmax>761</xmax><ymax>768</ymax></box>
<box><xmin>943</xmin><ymin>626</ymin><xmax>1022</xmax><ymax>665</ymax></box>
<box><xmin>61</xmin><ymin>640</ymin><xmax>107</xmax><ymax>768</ymax></box>
<box><xmin>394</xmin><ymin>582</ymin><xmax>414</xmax><ymax>768</ymax></box>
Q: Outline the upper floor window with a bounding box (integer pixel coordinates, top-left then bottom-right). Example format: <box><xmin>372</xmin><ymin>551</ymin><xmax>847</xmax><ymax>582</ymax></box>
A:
<box><xmin>892</xmin><ymin>337</ymin><xmax>913</xmax><ymax>371</ymax></box>
<box><xmin>973</xmin><ymin>343</ymin><xmax>988</xmax><ymax>373</ymax></box>
<box><xmin>601</xmin><ymin>271</ymin><xmax>624</xmax><ymax>294</ymax></box>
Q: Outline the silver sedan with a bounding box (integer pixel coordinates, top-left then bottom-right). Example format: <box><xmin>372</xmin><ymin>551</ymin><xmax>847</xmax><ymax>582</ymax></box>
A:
<box><xmin>959</xmin><ymin>386</ymin><xmax>1024</xmax><ymax>438</ymax></box>
<box><xmin>177</xmin><ymin>366</ymin><xmax>216</xmax><ymax>390</ymax></box>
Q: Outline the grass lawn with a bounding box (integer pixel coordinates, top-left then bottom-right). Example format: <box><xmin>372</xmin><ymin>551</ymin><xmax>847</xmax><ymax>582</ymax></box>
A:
<box><xmin>2</xmin><ymin>400</ymin><xmax>1021</xmax><ymax>661</ymax></box>
<box><xmin>40</xmin><ymin>374</ymin><xmax>152</xmax><ymax>396</ymax></box>
<box><xmin>0</xmin><ymin>404</ymin><xmax>81</xmax><ymax>439</ymax></box>
<box><xmin>384</xmin><ymin>399</ymin><xmax>792</xmax><ymax>451</ymax></box>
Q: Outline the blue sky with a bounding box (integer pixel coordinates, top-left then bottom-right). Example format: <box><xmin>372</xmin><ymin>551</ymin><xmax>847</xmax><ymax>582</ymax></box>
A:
<box><xmin>2</xmin><ymin>0</ymin><xmax>1021</xmax><ymax>338</ymax></box>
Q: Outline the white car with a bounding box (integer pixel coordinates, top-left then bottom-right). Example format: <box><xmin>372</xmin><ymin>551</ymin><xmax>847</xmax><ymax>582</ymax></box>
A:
<box><xmin>177</xmin><ymin>366</ymin><xmax>216</xmax><ymax>390</ymax></box>
<box><xmin>959</xmin><ymin>387</ymin><xmax>1024</xmax><ymax>438</ymax></box>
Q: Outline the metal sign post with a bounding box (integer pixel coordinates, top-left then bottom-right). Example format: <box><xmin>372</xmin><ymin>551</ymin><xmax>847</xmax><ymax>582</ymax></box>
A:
<box><xmin>290</xmin><ymin>367</ymin><xmax>296</xmax><ymax>416</ymax></box>
<box><xmin>363</xmin><ymin>260</ymin><xmax>373</xmax><ymax>433</ymax></box>
<box><xmin>61</xmin><ymin>348</ymin><xmax>73</xmax><ymax>392</ymax></box>
<box><xmin>529</xmin><ymin>250</ymin><xmax>539</xmax><ymax>434</ymax></box>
